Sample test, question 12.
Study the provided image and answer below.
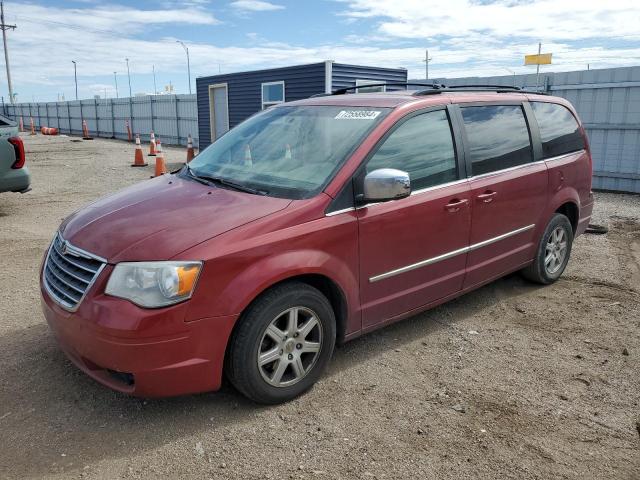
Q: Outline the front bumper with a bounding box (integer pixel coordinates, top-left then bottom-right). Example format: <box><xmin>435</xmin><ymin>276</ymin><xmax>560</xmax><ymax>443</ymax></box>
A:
<box><xmin>41</xmin><ymin>280</ymin><xmax>237</xmax><ymax>398</ymax></box>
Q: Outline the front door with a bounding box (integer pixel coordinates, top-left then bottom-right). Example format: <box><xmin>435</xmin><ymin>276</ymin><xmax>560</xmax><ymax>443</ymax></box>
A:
<box><xmin>457</xmin><ymin>104</ymin><xmax>549</xmax><ymax>288</ymax></box>
<box><xmin>357</xmin><ymin>108</ymin><xmax>471</xmax><ymax>329</ymax></box>
<box><xmin>209</xmin><ymin>83</ymin><xmax>229</xmax><ymax>142</ymax></box>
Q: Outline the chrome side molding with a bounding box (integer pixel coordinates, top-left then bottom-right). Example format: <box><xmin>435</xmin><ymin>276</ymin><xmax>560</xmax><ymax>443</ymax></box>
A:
<box><xmin>369</xmin><ymin>224</ymin><xmax>535</xmax><ymax>283</ymax></box>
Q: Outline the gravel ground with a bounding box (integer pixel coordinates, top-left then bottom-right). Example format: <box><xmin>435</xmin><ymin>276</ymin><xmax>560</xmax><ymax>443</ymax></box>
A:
<box><xmin>0</xmin><ymin>134</ymin><xmax>639</xmax><ymax>480</ymax></box>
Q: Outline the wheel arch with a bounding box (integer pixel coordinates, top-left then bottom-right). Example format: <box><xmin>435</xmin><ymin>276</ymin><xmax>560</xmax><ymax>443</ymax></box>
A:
<box><xmin>222</xmin><ymin>272</ymin><xmax>350</xmax><ymax>381</ymax></box>
<box><xmin>555</xmin><ymin>201</ymin><xmax>579</xmax><ymax>233</ymax></box>
<box><xmin>227</xmin><ymin>270</ymin><xmax>351</xmax><ymax>349</ymax></box>
<box><xmin>546</xmin><ymin>187</ymin><xmax>581</xmax><ymax>234</ymax></box>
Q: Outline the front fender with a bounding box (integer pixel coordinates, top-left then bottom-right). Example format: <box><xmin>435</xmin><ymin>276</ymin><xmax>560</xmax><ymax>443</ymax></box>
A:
<box><xmin>218</xmin><ymin>249</ymin><xmax>357</xmax><ymax>320</ymax></box>
<box><xmin>182</xmin><ymin>213</ymin><xmax>361</xmax><ymax>334</ymax></box>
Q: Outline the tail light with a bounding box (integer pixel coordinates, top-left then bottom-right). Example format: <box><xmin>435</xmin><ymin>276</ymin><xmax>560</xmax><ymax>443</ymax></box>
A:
<box><xmin>8</xmin><ymin>136</ymin><xmax>25</xmax><ymax>169</ymax></box>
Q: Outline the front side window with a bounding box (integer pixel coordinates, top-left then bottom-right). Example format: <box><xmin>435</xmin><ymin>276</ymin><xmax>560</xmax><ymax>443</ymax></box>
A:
<box><xmin>366</xmin><ymin>110</ymin><xmax>458</xmax><ymax>190</ymax></box>
<box><xmin>188</xmin><ymin>105</ymin><xmax>390</xmax><ymax>199</ymax></box>
<box><xmin>262</xmin><ymin>81</ymin><xmax>285</xmax><ymax>109</ymax></box>
<box><xmin>461</xmin><ymin>105</ymin><xmax>533</xmax><ymax>176</ymax></box>
<box><xmin>531</xmin><ymin>102</ymin><xmax>585</xmax><ymax>158</ymax></box>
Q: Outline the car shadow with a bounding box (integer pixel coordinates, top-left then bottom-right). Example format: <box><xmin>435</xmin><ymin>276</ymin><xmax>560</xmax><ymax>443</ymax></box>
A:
<box><xmin>0</xmin><ymin>273</ymin><xmax>542</xmax><ymax>478</ymax></box>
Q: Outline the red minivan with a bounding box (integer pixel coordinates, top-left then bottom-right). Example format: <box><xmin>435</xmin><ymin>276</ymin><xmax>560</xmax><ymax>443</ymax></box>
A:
<box><xmin>41</xmin><ymin>85</ymin><xmax>593</xmax><ymax>404</ymax></box>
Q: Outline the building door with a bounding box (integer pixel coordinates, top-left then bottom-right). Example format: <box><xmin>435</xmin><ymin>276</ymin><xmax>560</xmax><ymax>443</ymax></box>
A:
<box><xmin>209</xmin><ymin>83</ymin><xmax>229</xmax><ymax>142</ymax></box>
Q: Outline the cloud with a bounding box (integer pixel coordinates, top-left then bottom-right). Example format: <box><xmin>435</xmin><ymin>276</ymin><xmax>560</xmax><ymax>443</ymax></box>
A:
<box><xmin>3</xmin><ymin>1</ymin><xmax>640</xmax><ymax>101</ymax></box>
<box><xmin>337</xmin><ymin>0</ymin><xmax>640</xmax><ymax>42</ymax></box>
<box><xmin>230</xmin><ymin>1</ymin><xmax>285</xmax><ymax>12</ymax></box>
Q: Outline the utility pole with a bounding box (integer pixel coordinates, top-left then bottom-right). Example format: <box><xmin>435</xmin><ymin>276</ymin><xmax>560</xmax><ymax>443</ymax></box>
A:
<box><xmin>71</xmin><ymin>60</ymin><xmax>78</xmax><ymax>99</ymax></box>
<box><xmin>535</xmin><ymin>42</ymin><xmax>541</xmax><ymax>92</ymax></box>
<box><xmin>113</xmin><ymin>71</ymin><xmax>119</xmax><ymax>98</ymax></box>
<box><xmin>152</xmin><ymin>64</ymin><xmax>157</xmax><ymax>95</ymax></box>
<box><xmin>422</xmin><ymin>49</ymin><xmax>432</xmax><ymax>80</ymax></box>
<box><xmin>176</xmin><ymin>41</ymin><xmax>191</xmax><ymax>94</ymax></box>
<box><xmin>0</xmin><ymin>1</ymin><xmax>16</xmax><ymax>104</ymax></box>
<box><xmin>125</xmin><ymin>58</ymin><xmax>132</xmax><ymax>97</ymax></box>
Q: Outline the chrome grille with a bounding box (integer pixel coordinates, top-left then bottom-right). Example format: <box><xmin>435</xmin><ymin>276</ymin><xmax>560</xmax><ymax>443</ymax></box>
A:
<box><xmin>43</xmin><ymin>233</ymin><xmax>106</xmax><ymax>311</ymax></box>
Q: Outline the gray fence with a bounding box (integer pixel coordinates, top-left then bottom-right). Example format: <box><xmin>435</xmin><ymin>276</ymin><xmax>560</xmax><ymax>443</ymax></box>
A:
<box><xmin>412</xmin><ymin>66</ymin><xmax>640</xmax><ymax>193</ymax></box>
<box><xmin>4</xmin><ymin>94</ymin><xmax>198</xmax><ymax>148</ymax></box>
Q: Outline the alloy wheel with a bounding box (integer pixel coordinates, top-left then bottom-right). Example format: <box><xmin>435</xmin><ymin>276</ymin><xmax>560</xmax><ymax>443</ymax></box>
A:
<box><xmin>545</xmin><ymin>226</ymin><xmax>568</xmax><ymax>275</ymax></box>
<box><xmin>257</xmin><ymin>307</ymin><xmax>323</xmax><ymax>387</ymax></box>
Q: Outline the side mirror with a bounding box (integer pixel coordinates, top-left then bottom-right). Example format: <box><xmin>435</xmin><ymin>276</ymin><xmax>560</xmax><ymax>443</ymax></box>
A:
<box><xmin>362</xmin><ymin>168</ymin><xmax>411</xmax><ymax>203</ymax></box>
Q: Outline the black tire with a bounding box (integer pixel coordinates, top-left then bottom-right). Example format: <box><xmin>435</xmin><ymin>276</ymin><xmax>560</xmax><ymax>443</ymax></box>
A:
<box><xmin>226</xmin><ymin>282</ymin><xmax>336</xmax><ymax>404</ymax></box>
<box><xmin>522</xmin><ymin>213</ymin><xmax>574</xmax><ymax>284</ymax></box>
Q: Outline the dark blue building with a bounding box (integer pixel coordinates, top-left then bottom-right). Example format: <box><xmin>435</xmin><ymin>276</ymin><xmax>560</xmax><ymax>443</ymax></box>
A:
<box><xmin>196</xmin><ymin>60</ymin><xmax>407</xmax><ymax>149</ymax></box>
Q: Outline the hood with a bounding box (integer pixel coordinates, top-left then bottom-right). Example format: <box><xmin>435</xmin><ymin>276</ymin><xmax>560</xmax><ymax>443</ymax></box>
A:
<box><xmin>61</xmin><ymin>174</ymin><xmax>292</xmax><ymax>262</ymax></box>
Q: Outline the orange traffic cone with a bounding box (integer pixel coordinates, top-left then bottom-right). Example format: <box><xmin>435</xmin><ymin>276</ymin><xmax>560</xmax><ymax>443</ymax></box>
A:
<box><xmin>148</xmin><ymin>131</ymin><xmax>157</xmax><ymax>156</ymax></box>
<box><xmin>244</xmin><ymin>144</ymin><xmax>252</xmax><ymax>166</ymax></box>
<box><xmin>82</xmin><ymin>120</ymin><xmax>93</xmax><ymax>140</ymax></box>
<box><xmin>154</xmin><ymin>139</ymin><xmax>167</xmax><ymax>176</ymax></box>
<box><xmin>131</xmin><ymin>134</ymin><xmax>148</xmax><ymax>167</ymax></box>
<box><xmin>186</xmin><ymin>134</ymin><xmax>195</xmax><ymax>162</ymax></box>
<box><xmin>30</xmin><ymin>117</ymin><xmax>36</xmax><ymax>135</ymax></box>
<box><xmin>19</xmin><ymin>117</ymin><xmax>24</xmax><ymax>132</ymax></box>
<box><xmin>125</xmin><ymin>120</ymin><xmax>132</xmax><ymax>142</ymax></box>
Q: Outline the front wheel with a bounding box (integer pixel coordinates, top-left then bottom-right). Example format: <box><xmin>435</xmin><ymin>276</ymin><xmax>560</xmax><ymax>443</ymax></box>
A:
<box><xmin>226</xmin><ymin>282</ymin><xmax>336</xmax><ymax>404</ymax></box>
<box><xmin>522</xmin><ymin>213</ymin><xmax>574</xmax><ymax>284</ymax></box>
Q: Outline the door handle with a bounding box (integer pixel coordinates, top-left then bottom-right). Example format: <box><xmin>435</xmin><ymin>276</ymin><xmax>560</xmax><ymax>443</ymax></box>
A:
<box><xmin>477</xmin><ymin>191</ymin><xmax>497</xmax><ymax>203</ymax></box>
<box><xmin>444</xmin><ymin>198</ymin><xmax>468</xmax><ymax>212</ymax></box>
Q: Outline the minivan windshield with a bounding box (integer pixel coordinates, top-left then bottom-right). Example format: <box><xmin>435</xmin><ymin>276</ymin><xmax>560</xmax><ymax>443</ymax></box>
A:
<box><xmin>186</xmin><ymin>105</ymin><xmax>390</xmax><ymax>199</ymax></box>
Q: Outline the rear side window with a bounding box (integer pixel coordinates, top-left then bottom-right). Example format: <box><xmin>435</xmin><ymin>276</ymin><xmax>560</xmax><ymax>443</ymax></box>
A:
<box><xmin>461</xmin><ymin>105</ymin><xmax>532</xmax><ymax>176</ymax></box>
<box><xmin>531</xmin><ymin>102</ymin><xmax>585</xmax><ymax>158</ymax></box>
<box><xmin>366</xmin><ymin>110</ymin><xmax>457</xmax><ymax>190</ymax></box>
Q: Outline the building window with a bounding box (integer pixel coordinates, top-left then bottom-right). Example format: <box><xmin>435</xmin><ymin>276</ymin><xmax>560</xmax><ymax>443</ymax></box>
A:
<box><xmin>356</xmin><ymin>79</ymin><xmax>386</xmax><ymax>93</ymax></box>
<box><xmin>261</xmin><ymin>81</ymin><xmax>285</xmax><ymax>109</ymax></box>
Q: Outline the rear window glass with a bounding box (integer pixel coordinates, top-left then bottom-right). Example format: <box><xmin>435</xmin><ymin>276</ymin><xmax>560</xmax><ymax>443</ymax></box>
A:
<box><xmin>531</xmin><ymin>102</ymin><xmax>585</xmax><ymax>158</ymax></box>
<box><xmin>461</xmin><ymin>105</ymin><xmax>533</xmax><ymax>176</ymax></box>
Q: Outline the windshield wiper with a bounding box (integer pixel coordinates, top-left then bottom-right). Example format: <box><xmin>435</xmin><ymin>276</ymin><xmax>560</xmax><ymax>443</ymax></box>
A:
<box><xmin>183</xmin><ymin>165</ymin><xmax>268</xmax><ymax>195</ymax></box>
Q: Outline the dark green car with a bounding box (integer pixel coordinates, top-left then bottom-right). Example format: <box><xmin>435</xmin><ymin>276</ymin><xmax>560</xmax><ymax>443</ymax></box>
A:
<box><xmin>0</xmin><ymin>115</ymin><xmax>30</xmax><ymax>194</ymax></box>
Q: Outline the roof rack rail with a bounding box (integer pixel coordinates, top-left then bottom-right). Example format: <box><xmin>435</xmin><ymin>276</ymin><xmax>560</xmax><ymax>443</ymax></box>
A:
<box><xmin>446</xmin><ymin>84</ymin><xmax>522</xmax><ymax>91</ymax></box>
<box><xmin>309</xmin><ymin>82</ymin><xmax>445</xmax><ymax>97</ymax></box>
<box><xmin>413</xmin><ymin>84</ymin><xmax>547</xmax><ymax>96</ymax></box>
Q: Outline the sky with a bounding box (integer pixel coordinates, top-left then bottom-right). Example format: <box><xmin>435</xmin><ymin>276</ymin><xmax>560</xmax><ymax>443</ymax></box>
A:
<box><xmin>1</xmin><ymin>0</ymin><xmax>639</xmax><ymax>102</ymax></box>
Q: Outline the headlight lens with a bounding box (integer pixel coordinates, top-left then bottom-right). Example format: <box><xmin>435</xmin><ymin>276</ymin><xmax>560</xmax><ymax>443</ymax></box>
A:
<box><xmin>105</xmin><ymin>261</ymin><xmax>203</xmax><ymax>308</ymax></box>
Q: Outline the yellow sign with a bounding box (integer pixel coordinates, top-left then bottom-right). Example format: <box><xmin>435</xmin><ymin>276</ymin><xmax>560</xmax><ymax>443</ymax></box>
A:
<box><xmin>525</xmin><ymin>53</ymin><xmax>552</xmax><ymax>65</ymax></box>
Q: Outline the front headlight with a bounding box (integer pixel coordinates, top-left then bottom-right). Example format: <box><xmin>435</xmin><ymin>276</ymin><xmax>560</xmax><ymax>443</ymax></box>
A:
<box><xmin>105</xmin><ymin>261</ymin><xmax>203</xmax><ymax>308</ymax></box>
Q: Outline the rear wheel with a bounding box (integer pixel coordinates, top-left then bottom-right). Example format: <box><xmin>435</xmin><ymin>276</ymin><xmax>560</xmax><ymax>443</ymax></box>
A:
<box><xmin>226</xmin><ymin>282</ymin><xmax>336</xmax><ymax>404</ymax></box>
<box><xmin>522</xmin><ymin>213</ymin><xmax>574</xmax><ymax>284</ymax></box>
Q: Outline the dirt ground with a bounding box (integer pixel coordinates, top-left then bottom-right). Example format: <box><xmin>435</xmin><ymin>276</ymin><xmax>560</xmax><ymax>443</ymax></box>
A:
<box><xmin>0</xmin><ymin>133</ymin><xmax>639</xmax><ymax>480</ymax></box>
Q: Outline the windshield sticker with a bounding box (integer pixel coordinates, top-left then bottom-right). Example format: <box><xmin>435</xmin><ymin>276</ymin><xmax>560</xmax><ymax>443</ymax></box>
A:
<box><xmin>334</xmin><ymin>110</ymin><xmax>381</xmax><ymax>120</ymax></box>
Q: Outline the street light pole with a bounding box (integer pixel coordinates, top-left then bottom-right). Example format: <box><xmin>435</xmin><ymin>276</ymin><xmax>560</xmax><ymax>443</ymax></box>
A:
<box><xmin>125</xmin><ymin>58</ymin><xmax>132</xmax><ymax>98</ymax></box>
<box><xmin>113</xmin><ymin>71</ymin><xmax>118</xmax><ymax>98</ymax></box>
<box><xmin>71</xmin><ymin>60</ymin><xmax>78</xmax><ymax>100</ymax></box>
<box><xmin>176</xmin><ymin>40</ymin><xmax>191</xmax><ymax>94</ymax></box>
<box><xmin>152</xmin><ymin>64</ymin><xmax>157</xmax><ymax>95</ymax></box>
